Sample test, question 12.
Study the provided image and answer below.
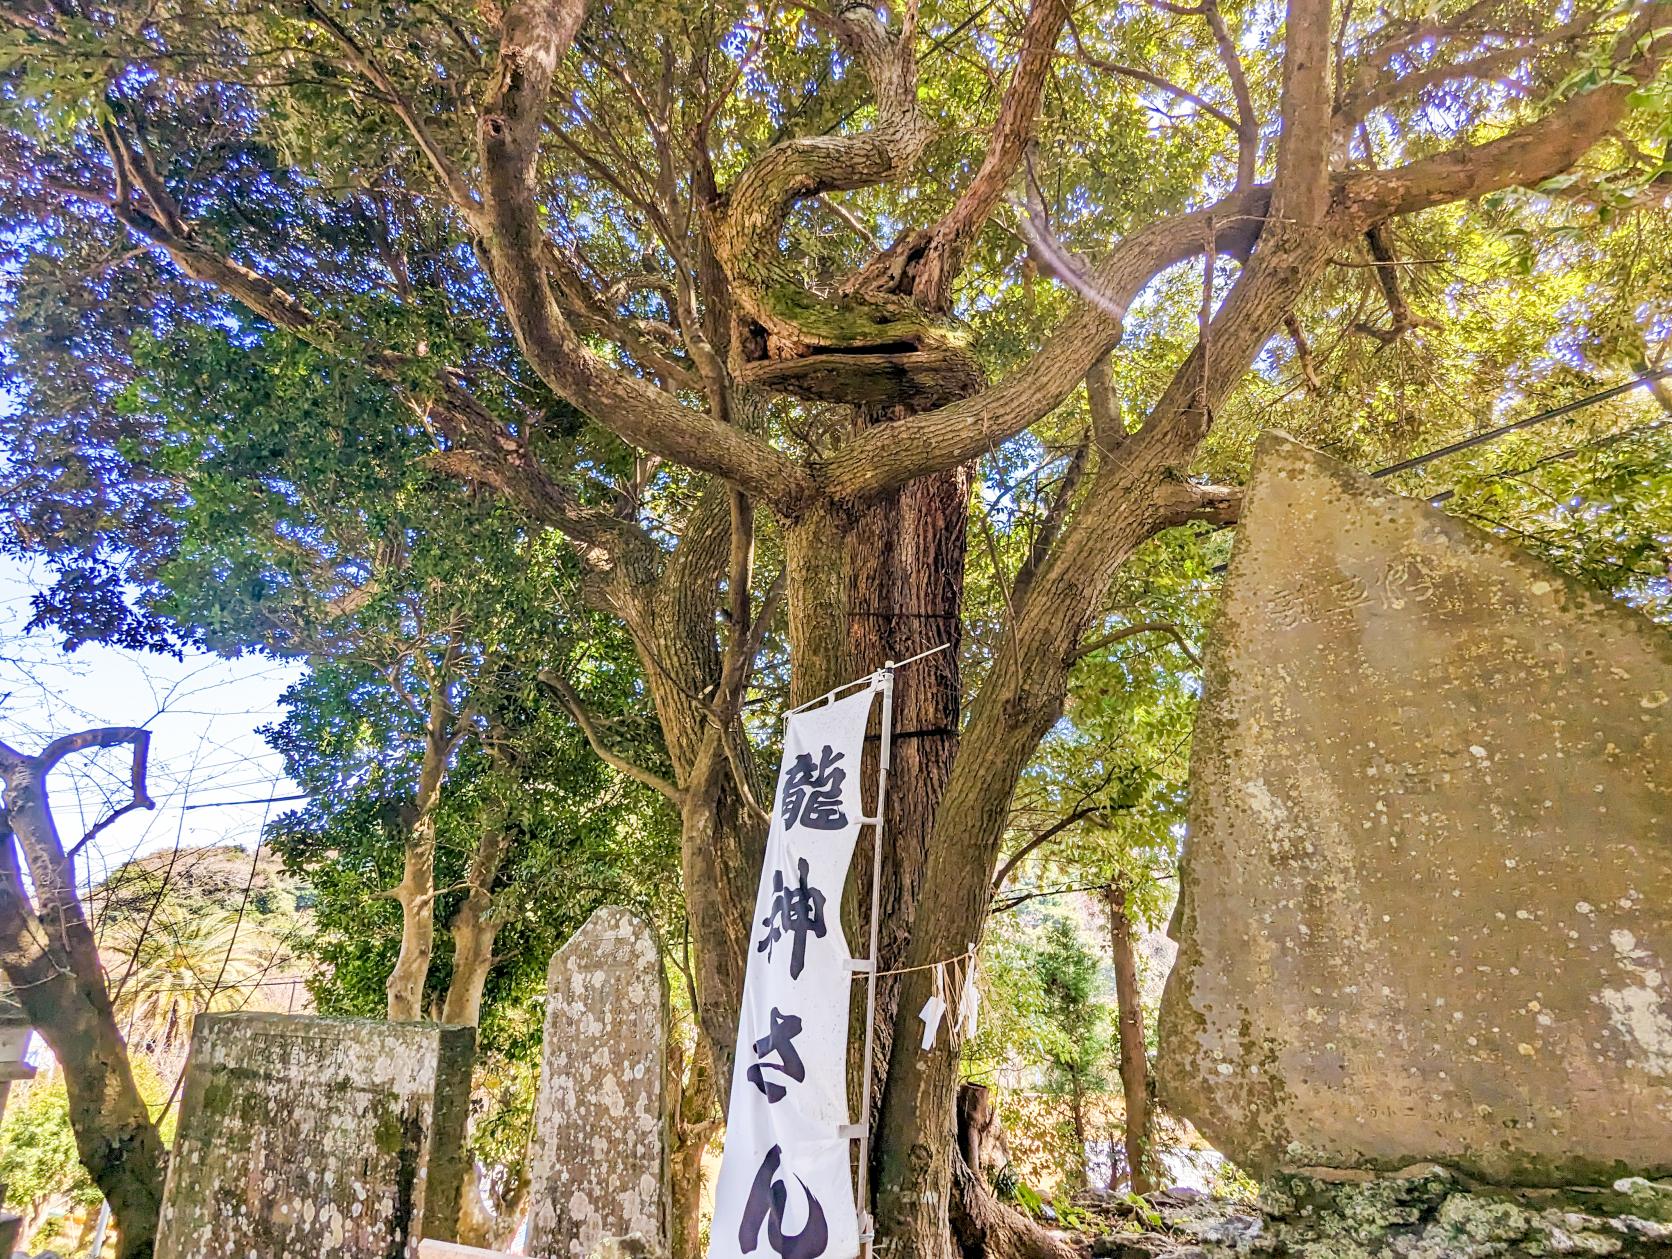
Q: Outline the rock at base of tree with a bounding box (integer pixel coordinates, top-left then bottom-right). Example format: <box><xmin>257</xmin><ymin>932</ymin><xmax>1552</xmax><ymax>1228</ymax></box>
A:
<box><xmin>1088</xmin><ymin>1165</ymin><xmax>1672</xmax><ymax>1257</ymax></box>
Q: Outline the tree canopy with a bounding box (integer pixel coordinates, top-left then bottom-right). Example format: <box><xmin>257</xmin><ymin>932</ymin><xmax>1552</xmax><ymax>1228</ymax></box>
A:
<box><xmin>2</xmin><ymin>0</ymin><xmax>1670</xmax><ymax>1254</ymax></box>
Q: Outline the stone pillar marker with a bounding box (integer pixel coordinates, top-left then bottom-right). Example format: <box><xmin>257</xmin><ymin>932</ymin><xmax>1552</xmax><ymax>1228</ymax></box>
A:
<box><xmin>526</xmin><ymin>905</ymin><xmax>671</xmax><ymax>1259</ymax></box>
<box><xmin>1158</xmin><ymin>432</ymin><xmax>1672</xmax><ymax>1186</ymax></box>
<box><xmin>156</xmin><ymin>1012</ymin><xmax>475</xmax><ymax>1259</ymax></box>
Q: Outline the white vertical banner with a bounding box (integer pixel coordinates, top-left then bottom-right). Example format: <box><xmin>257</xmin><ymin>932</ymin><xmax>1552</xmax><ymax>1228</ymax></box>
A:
<box><xmin>709</xmin><ymin>681</ymin><xmax>883</xmax><ymax>1259</ymax></box>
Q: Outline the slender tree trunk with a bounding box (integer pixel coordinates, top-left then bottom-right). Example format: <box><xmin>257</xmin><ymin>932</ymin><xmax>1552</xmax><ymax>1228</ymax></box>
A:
<box><xmin>613</xmin><ymin>487</ymin><xmax>770</xmax><ymax>1099</ymax></box>
<box><xmin>387</xmin><ymin>676</ymin><xmax>455</xmax><ymax>1022</ymax></box>
<box><xmin>671</xmin><ymin>1035</ymin><xmax>719</xmax><ymax>1259</ymax></box>
<box><xmin>1065</xmin><ymin>1067</ymin><xmax>1089</xmax><ymax>1189</ymax></box>
<box><xmin>1104</xmin><ymin>881</ymin><xmax>1152</xmax><ymax>1195</ymax></box>
<box><xmin>440</xmin><ymin>828</ymin><xmax>512</xmax><ymax>1028</ymax></box>
<box><xmin>0</xmin><ymin>740</ymin><xmax>166</xmax><ymax>1259</ymax></box>
<box><xmin>387</xmin><ymin>796</ymin><xmax>444</xmax><ymax>1021</ymax></box>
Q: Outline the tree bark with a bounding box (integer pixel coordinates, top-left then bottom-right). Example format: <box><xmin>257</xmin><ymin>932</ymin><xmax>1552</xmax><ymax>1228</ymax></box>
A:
<box><xmin>671</xmin><ymin>1035</ymin><xmax>719</xmax><ymax>1259</ymax></box>
<box><xmin>844</xmin><ymin>408</ymin><xmax>973</xmax><ymax>1120</ymax></box>
<box><xmin>1103</xmin><ymin>882</ymin><xmax>1152</xmax><ymax>1195</ymax></box>
<box><xmin>441</xmin><ymin>827</ymin><xmax>513</xmax><ymax>1027</ymax></box>
<box><xmin>387</xmin><ymin>707</ymin><xmax>453</xmax><ymax>1021</ymax></box>
<box><xmin>0</xmin><ymin>734</ymin><xmax>166</xmax><ymax>1259</ymax></box>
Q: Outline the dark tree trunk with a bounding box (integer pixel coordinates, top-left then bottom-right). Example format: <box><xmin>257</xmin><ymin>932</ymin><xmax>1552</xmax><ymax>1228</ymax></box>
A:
<box><xmin>1104</xmin><ymin>882</ymin><xmax>1152</xmax><ymax>1195</ymax></box>
<box><xmin>845</xmin><ymin>437</ymin><xmax>971</xmax><ymax>1120</ymax></box>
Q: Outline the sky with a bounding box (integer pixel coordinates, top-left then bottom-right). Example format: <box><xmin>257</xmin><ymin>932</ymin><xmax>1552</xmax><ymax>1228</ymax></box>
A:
<box><xmin>0</xmin><ymin>554</ymin><xmax>305</xmax><ymax>892</ymax></box>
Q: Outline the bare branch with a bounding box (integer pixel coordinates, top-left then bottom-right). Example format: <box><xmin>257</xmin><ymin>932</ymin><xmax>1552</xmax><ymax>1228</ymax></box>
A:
<box><xmin>1284</xmin><ymin>313</ymin><xmax>1320</xmax><ymax>389</ymax></box>
<box><xmin>1070</xmin><ymin>22</ymin><xmax>1241</xmax><ymax>135</ymax></box>
<box><xmin>890</xmin><ymin>0</ymin><xmax>1074</xmax><ymax>309</ymax></box>
<box><xmin>297</xmin><ymin>0</ymin><xmax>481</xmax><ymax>218</ymax></box>
<box><xmin>538</xmin><ymin>670</ymin><xmax>686</xmax><ymax>806</ymax></box>
<box><xmin>1346</xmin><ymin>5</ymin><xmax>1672</xmax><ymax>223</ymax></box>
<box><xmin>991</xmin><ymin>804</ymin><xmax>1113</xmax><ymax>891</ymax></box>
<box><xmin>1075</xmin><ymin>621</ymin><xmax>1202</xmax><ymax>666</ymax></box>
<box><xmin>1010</xmin><ymin>433</ymin><xmax>1089</xmax><ymax>610</ymax></box>
<box><xmin>1337</xmin><ymin>10</ymin><xmax>1598</xmax><ymax>129</ymax></box>
<box><xmin>1203</xmin><ymin>0</ymin><xmax>1259</xmax><ymax>187</ymax></box>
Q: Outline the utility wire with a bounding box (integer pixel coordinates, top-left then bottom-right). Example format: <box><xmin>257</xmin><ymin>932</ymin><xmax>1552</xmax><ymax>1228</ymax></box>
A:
<box><xmin>1205</xmin><ymin>371</ymin><xmax>1672</xmax><ymax>575</ymax></box>
<box><xmin>1370</xmin><ymin>369</ymin><xmax>1671</xmax><ymax>480</ymax></box>
<box><xmin>181</xmin><ymin>791</ymin><xmax>310</xmax><ymax>812</ymax></box>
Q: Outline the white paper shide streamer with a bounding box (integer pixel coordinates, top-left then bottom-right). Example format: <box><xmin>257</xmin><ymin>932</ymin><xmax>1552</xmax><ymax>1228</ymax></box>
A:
<box><xmin>709</xmin><ymin>684</ymin><xmax>881</xmax><ymax>1259</ymax></box>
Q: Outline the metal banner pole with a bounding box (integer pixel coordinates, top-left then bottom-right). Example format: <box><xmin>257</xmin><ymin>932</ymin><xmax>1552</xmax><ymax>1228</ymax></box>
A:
<box><xmin>852</xmin><ymin>661</ymin><xmax>894</xmax><ymax>1259</ymax></box>
<box><xmin>846</xmin><ymin>640</ymin><xmax>946</xmax><ymax>1259</ymax></box>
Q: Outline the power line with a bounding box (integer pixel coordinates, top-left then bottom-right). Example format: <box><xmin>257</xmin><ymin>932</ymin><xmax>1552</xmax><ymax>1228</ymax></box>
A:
<box><xmin>1426</xmin><ymin>418</ymin><xmax>1670</xmax><ymax>505</ymax></box>
<box><xmin>1205</xmin><ymin>371</ymin><xmax>1672</xmax><ymax>575</ymax></box>
<box><xmin>1369</xmin><ymin>369</ymin><xmax>1671</xmax><ymax>479</ymax></box>
<box><xmin>181</xmin><ymin>791</ymin><xmax>310</xmax><ymax>812</ymax></box>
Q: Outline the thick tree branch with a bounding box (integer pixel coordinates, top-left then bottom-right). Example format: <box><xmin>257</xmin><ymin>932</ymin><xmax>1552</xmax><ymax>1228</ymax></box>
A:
<box><xmin>823</xmin><ymin>7</ymin><xmax>1670</xmax><ymax>504</ymax></box>
<box><xmin>709</xmin><ymin>2</ymin><xmax>953</xmax><ymax>368</ymax></box>
<box><xmin>817</xmin><ymin>187</ymin><xmax>1272</xmax><ymax>501</ymax></box>
<box><xmin>854</xmin><ymin>0</ymin><xmax>1074</xmax><ymax>310</ymax></box>
<box><xmin>1270</xmin><ymin>0</ymin><xmax>1335</xmax><ymax>228</ymax></box>
<box><xmin>474</xmin><ymin>0</ymin><xmax>814</xmax><ymax>510</ymax></box>
<box><xmin>1345</xmin><ymin>5</ymin><xmax>1672</xmax><ymax>223</ymax></box>
<box><xmin>1151</xmin><ymin>478</ymin><xmax>1243</xmax><ymax>527</ymax></box>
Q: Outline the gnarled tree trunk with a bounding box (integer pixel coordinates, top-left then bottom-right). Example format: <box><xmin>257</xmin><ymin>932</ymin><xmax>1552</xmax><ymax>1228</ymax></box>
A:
<box><xmin>951</xmin><ymin>1086</ymin><xmax>1076</xmax><ymax>1259</ymax></box>
<box><xmin>0</xmin><ymin>732</ymin><xmax>167</xmax><ymax>1259</ymax></box>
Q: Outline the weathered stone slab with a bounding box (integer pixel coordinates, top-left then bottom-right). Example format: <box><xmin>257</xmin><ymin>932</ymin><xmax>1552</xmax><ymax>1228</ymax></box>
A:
<box><xmin>156</xmin><ymin>1012</ymin><xmax>474</xmax><ymax>1259</ymax></box>
<box><xmin>525</xmin><ymin>906</ymin><xmax>671</xmax><ymax>1259</ymax></box>
<box><xmin>1158</xmin><ymin>432</ymin><xmax>1672</xmax><ymax>1185</ymax></box>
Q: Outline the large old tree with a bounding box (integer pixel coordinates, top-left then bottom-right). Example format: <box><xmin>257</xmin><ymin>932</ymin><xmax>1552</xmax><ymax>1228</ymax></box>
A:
<box><xmin>4</xmin><ymin>0</ymin><xmax>1671</xmax><ymax>1253</ymax></box>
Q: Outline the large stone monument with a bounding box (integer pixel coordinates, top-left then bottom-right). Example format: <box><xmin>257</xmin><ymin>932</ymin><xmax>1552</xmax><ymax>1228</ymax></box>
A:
<box><xmin>156</xmin><ymin>1012</ymin><xmax>474</xmax><ymax>1259</ymax></box>
<box><xmin>525</xmin><ymin>906</ymin><xmax>671</xmax><ymax>1259</ymax></box>
<box><xmin>1159</xmin><ymin>433</ymin><xmax>1672</xmax><ymax>1185</ymax></box>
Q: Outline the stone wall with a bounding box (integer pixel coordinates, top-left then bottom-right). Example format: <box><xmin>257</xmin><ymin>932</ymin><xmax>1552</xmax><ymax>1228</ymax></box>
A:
<box><xmin>1158</xmin><ymin>433</ymin><xmax>1672</xmax><ymax>1185</ymax></box>
<box><xmin>156</xmin><ymin>1012</ymin><xmax>474</xmax><ymax>1259</ymax></box>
